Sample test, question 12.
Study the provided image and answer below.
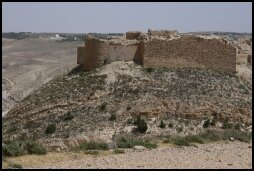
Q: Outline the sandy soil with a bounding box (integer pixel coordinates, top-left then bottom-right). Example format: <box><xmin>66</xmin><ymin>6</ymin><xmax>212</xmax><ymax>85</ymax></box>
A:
<box><xmin>4</xmin><ymin>141</ymin><xmax>252</xmax><ymax>169</ymax></box>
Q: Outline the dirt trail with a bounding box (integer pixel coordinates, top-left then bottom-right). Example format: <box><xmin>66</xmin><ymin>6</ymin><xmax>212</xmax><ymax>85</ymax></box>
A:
<box><xmin>5</xmin><ymin>141</ymin><xmax>252</xmax><ymax>169</ymax></box>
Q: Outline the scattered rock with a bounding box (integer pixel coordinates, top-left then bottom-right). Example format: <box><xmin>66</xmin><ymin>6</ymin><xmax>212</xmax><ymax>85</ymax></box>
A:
<box><xmin>205</xmin><ymin>149</ymin><xmax>211</xmax><ymax>152</ymax></box>
<box><xmin>55</xmin><ymin>148</ymin><xmax>61</xmax><ymax>152</ymax></box>
<box><xmin>133</xmin><ymin>146</ymin><xmax>146</xmax><ymax>151</ymax></box>
<box><xmin>229</xmin><ymin>137</ymin><xmax>235</xmax><ymax>141</ymax></box>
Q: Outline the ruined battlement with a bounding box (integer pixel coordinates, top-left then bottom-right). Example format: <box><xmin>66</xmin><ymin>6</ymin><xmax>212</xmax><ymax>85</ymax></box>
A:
<box><xmin>77</xmin><ymin>29</ymin><xmax>236</xmax><ymax>73</ymax></box>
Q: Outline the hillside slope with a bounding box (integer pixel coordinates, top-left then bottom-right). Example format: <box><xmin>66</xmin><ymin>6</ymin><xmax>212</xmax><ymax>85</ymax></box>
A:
<box><xmin>2</xmin><ymin>61</ymin><xmax>252</xmax><ymax>150</ymax></box>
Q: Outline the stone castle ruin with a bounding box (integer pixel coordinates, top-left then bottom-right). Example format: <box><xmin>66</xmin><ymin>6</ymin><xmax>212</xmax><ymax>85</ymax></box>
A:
<box><xmin>77</xmin><ymin>29</ymin><xmax>237</xmax><ymax>73</ymax></box>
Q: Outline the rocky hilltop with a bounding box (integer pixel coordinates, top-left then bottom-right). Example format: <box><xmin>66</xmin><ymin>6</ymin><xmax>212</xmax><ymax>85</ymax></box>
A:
<box><xmin>2</xmin><ymin>61</ymin><xmax>252</xmax><ymax>150</ymax></box>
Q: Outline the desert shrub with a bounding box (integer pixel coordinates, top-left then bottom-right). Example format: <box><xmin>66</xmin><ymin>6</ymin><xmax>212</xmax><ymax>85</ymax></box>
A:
<box><xmin>200</xmin><ymin>129</ymin><xmax>223</xmax><ymax>141</ymax></box>
<box><xmin>234</xmin><ymin>123</ymin><xmax>241</xmax><ymax>130</ymax></box>
<box><xmin>145</xmin><ymin>67</ymin><xmax>154</xmax><ymax>73</ymax></box>
<box><xmin>109</xmin><ymin>114</ymin><xmax>117</xmax><ymax>121</ymax></box>
<box><xmin>103</xmin><ymin>58</ymin><xmax>108</xmax><ymax>65</ymax></box>
<box><xmin>184</xmin><ymin>135</ymin><xmax>205</xmax><ymax>144</ymax></box>
<box><xmin>127</xmin><ymin>118</ymin><xmax>133</xmax><ymax>124</ymax></box>
<box><xmin>176</xmin><ymin>126</ymin><xmax>183</xmax><ymax>133</ymax></box>
<box><xmin>168</xmin><ymin>122</ymin><xmax>174</xmax><ymax>128</ymax></box>
<box><xmin>159</xmin><ymin>120</ymin><xmax>166</xmax><ymax>128</ymax></box>
<box><xmin>170</xmin><ymin>136</ymin><xmax>191</xmax><ymax>146</ymax></box>
<box><xmin>8</xmin><ymin>125</ymin><xmax>18</xmax><ymax>132</ymax></box>
<box><xmin>113</xmin><ymin>149</ymin><xmax>125</xmax><ymax>154</ymax></box>
<box><xmin>8</xmin><ymin>163</ymin><xmax>22</xmax><ymax>169</ymax></box>
<box><xmin>116</xmin><ymin>135</ymin><xmax>157</xmax><ymax>149</ymax></box>
<box><xmin>45</xmin><ymin>124</ymin><xmax>56</xmax><ymax>134</ymax></box>
<box><xmin>25</xmin><ymin>121</ymin><xmax>34</xmax><ymax>129</ymax></box>
<box><xmin>79</xmin><ymin>141</ymin><xmax>109</xmax><ymax>151</ymax></box>
<box><xmin>203</xmin><ymin>119</ymin><xmax>210</xmax><ymax>128</ymax></box>
<box><xmin>3</xmin><ymin>140</ymin><xmax>47</xmax><ymax>157</ymax></box>
<box><xmin>2</xmin><ymin>141</ymin><xmax>25</xmax><ymax>157</ymax></box>
<box><xmin>169</xmin><ymin>129</ymin><xmax>251</xmax><ymax>146</ymax></box>
<box><xmin>223</xmin><ymin>129</ymin><xmax>251</xmax><ymax>143</ymax></box>
<box><xmin>99</xmin><ymin>103</ymin><xmax>107</xmax><ymax>111</ymax></box>
<box><xmin>63</xmin><ymin>112</ymin><xmax>75</xmax><ymax>121</ymax></box>
<box><xmin>133</xmin><ymin>116</ymin><xmax>148</xmax><ymax>133</ymax></box>
<box><xmin>127</xmin><ymin>106</ymin><xmax>131</xmax><ymax>111</ymax></box>
<box><xmin>222</xmin><ymin>118</ymin><xmax>233</xmax><ymax>129</ymax></box>
<box><xmin>162</xmin><ymin>139</ymin><xmax>170</xmax><ymax>143</ymax></box>
<box><xmin>210</xmin><ymin>117</ymin><xmax>217</xmax><ymax>126</ymax></box>
<box><xmin>170</xmin><ymin>134</ymin><xmax>205</xmax><ymax>146</ymax></box>
<box><xmin>24</xmin><ymin>140</ymin><xmax>47</xmax><ymax>155</ymax></box>
<box><xmin>85</xmin><ymin>150</ymin><xmax>99</xmax><ymax>155</ymax></box>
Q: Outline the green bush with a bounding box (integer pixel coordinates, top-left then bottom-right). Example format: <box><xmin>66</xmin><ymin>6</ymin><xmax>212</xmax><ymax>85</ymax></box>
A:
<box><xmin>116</xmin><ymin>135</ymin><xmax>157</xmax><ymax>149</ymax></box>
<box><xmin>145</xmin><ymin>67</ymin><xmax>154</xmax><ymax>73</ymax></box>
<box><xmin>103</xmin><ymin>58</ymin><xmax>108</xmax><ymax>65</ymax></box>
<box><xmin>109</xmin><ymin>114</ymin><xmax>117</xmax><ymax>121</ymax></box>
<box><xmin>133</xmin><ymin>116</ymin><xmax>148</xmax><ymax>133</ymax></box>
<box><xmin>45</xmin><ymin>124</ymin><xmax>56</xmax><ymax>134</ymax></box>
<box><xmin>2</xmin><ymin>141</ymin><xmax>25</xmax><ymax>157</ymax></box>
<box><xmin>184</xmin><ymin>135</ymin><xmax>205</xmax><ymax>144</ymax></box>
<box><xmin>113</xmin><ymin>149</ymin><xmax>125</xmax><ymax>154</ymax></box>
<box><xmin>8</xmin><ymin>163</ymin><xmax>23</xmax><ymax>169</ymax></box>
<box><xmin>234</xmin><ymin>123</ymin><xmax>241</xmax><ymax>130</ymax></box>
<box><xmin>3</xmin><ymin>140</ymin><xmax>47</xmax><ymax>157</ymax></box>
<box><xmin>63</xmin><ymin>112</ymin><xmax>75</xmax><ymax>121</ymax></box>
<box><xmin>199</xmin><ymin>129</ymin><xmax>223</xmax><ymax>141</ymax></box>
<box><xmin>203</xmin><ymin>119</ymin><xmax>210</xmax><ymax>128</ymax></box>
<box><xmin>162</xmin><ymin>139</ymin><xmax>170</xmax><ymax>143</ymax></box>
<box><xmin>223</xmin><ymin>129</ymin><xmax>251</xmax><ymax>143</ymax></box>
<box><xmin>79</xmin><ymin>141</ymin><xmax>109</xmax><ymax>151</ymax></box>
<box><xmin>8</xmin><ymin>125</ymin><xmax>18</xmax><ymax>132</ymax></box>
<box><xmin>127</xmin><ymin>118</ymin><xmax>133</xmax><ymax>124</ymax></box>
<box><xmin>25</xmin><ymin>121</ymin><xmax>34</xmax><ymax>129</ymax></box>
<box><xmin>168</xmin><ymin>122</ymin><xmax>174</xmax><ymax>128</ymax></box>
<box><xmin>210</xmin><ymin>117</ymin><xmax>217</xmax><ymax>126</ymax></box>
<box><xmin>99</xmin><ymin>103</ymin><xmax>107</xmax><ymax>111</ymax></box>
<box><xmin>25</xmin><ymin>141</ymin><xmax>47</xmax><ymax>155</ymax></box>
<box><xmin>159</xmin><ymin>120</ymin><xmax>166</xmax><ymax>128</ymax></box>
<box><xmin>222</xmin><ymin>119</ymin><xmax>233</xmax><ymax>129</ymax></box>
<box><xmin>170</xmin><ymin>137</ymin><xmax>191</xmax><ymax>146</ymax></box>
<box><xmin>176</xmin><ymin>126</ymin><xmax>183</xmax><ymax>133</ymax></box>
<box><xmin>169</xmin><ymin>129</ymin><xmax>252</xmax><ymax>146</ymax></box>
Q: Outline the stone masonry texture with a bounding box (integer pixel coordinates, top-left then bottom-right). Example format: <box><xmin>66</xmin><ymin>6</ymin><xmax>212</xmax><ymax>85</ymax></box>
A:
<box><xmin>143</xmin><ymin>35</ymin><xmax>236</xmax><ymax>73</ymax></box>
<box><xmin>78</xmin><ymin>31</ymin><xmax>237</xmax><ymax>73</ymax></box>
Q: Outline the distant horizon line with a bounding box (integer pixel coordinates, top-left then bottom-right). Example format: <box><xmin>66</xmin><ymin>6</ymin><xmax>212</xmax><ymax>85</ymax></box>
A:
<box><xmin>2</xmin><ymin>31</ymin><xmax>252</xmax><ymax>34</ymax></box>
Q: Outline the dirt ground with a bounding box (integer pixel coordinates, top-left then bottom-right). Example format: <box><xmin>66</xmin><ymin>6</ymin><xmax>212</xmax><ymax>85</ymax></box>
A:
<box><xmin>3</xmin><ymin>141</ymin><xmax>252</xmax><ymax>169</ymax></box>
<box><xmin>2</xmin><ymin>38</ymin><xmax>83</xmax><ymax>116</ymax></box>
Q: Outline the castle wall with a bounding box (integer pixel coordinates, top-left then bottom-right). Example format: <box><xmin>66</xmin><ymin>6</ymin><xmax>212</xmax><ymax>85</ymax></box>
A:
<box><xmin>84</xmin><ymin>37</ymin><xmax>140</xmax><ymax>71</ymax></box>
<box><xmin>103</xmin><ymin>44</ymin><xmax>139</xmax><ymax>62</ymax></box>
<box><xmin>148</xmin><ymin>30</ymin><xmax>178</xmax><ymax>38</ymax></box>
<box><xmin>126</xmin><ymin>32</ymin><xmax>141</xmax><ymax>40</ymax></box>
<box><xmin>84</xmin><ymin>37</ymin><xmax>104</xmax><ymax>71</ymax></box>
<box><xmin>143</xmin><ymin>36</ymin><xmax>236</xmax><ymax>73</ymax></box>
<box><xmin>77</xmin><ymin>46</ymin><xmax>86</xmax><ymax>65</ymax></box>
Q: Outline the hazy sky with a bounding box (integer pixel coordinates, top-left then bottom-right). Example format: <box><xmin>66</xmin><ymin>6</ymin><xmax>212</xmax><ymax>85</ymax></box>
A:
<box><xmin>2</xmin><ymin>2</ymin><xmax>252</xmax><ymax>33</ymax></box>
